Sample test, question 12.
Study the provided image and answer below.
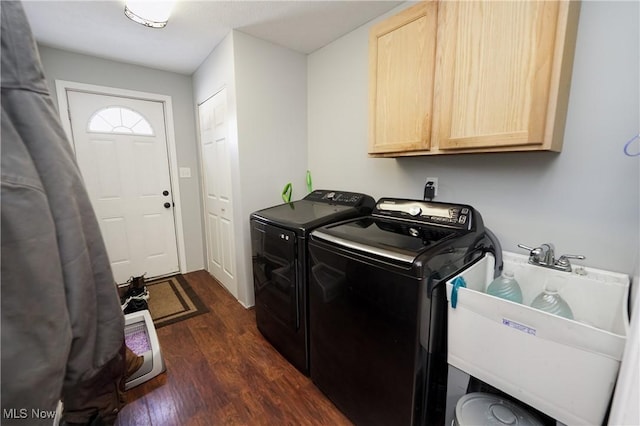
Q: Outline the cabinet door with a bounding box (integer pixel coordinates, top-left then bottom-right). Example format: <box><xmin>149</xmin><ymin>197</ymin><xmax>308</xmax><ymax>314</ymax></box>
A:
<box><xmin>434</xmin><ymin>1</ymin><xmax>576</xmax><ymax>151</ymax></box>
<box><xmin>368</xmin><ymin>1</ymin><xmax>438</xmax><ymax>154</ymax></box>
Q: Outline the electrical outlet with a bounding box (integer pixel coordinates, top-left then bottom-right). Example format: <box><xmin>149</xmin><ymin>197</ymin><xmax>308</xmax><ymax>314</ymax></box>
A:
<box><xmin>426</xmin><ymin>177</ymin><xmax>438</xmax><ymax>197</ymax></box>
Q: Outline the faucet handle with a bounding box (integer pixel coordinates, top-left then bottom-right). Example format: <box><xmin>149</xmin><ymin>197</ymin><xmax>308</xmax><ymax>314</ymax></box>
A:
<box><xmin>518</xmin><ymin>243</ymin><xmax>544</xmax><ymax>256</ymax></box>
<box><xmin>555</xmin><ymin>254</ymin><xmax>586</xmax><ymax>271</ymax></box>
<box><xmin>517</xmin><ymin>243</ymin><xmax>544</xmax><ymax>263</ymax></box>
<box><xmin>517</xmin><ymin>244</ymin><xmax>535</xmax><ymax>252</ymax></box>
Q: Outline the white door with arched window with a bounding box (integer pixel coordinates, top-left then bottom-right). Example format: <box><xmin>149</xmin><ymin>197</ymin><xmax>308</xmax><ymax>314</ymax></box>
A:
<box><xmin>65</xmin><ymin>90</ymin><xmax>180</xmax><ymax>284</ymax></box>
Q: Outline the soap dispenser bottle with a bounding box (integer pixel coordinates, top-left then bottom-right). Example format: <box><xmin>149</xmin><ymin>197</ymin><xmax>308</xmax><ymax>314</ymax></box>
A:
<box><xmin>486</xmin><ymin>270</ymin><xmax>523</xmax><ymax>303</ymax></box>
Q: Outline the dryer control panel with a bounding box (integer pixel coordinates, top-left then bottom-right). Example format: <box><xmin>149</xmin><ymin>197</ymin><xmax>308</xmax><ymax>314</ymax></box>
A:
<box><xmin>304</xmin><ymin>190</ymin><xmax>375</xmax><ymax>208</ymax></box>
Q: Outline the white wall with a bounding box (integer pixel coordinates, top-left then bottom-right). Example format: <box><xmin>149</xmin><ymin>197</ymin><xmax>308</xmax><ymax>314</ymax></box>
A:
<box><xmin>192</xmin><ymin>33</ymin><xmax>237</xmax><ymax>106</ymax></box>
<box><xmin>37</xmin><ymin>45</ymin><xmax>205</xmax><ymax>273</ymax></box>
<box><xmin>192</xmin><ymin>31</ymin><xmax>307</xmax><ymax>307</ymax></box>
<box><xmin>233</xmin><ymin>31</ymin><xmax>309</xmax><ymax>211</ymax></box>
<box><xmin>233</xmin><ymin>31</ymin><xmax>308</xmax><ymax>307</ymax></box>
<box><xmin>308</xmin><ymin>1</ymin><xmax>640</xmax><ymax>276</ymax></box>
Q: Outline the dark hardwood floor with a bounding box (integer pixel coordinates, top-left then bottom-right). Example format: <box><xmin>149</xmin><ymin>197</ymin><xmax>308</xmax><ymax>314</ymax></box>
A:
<box><xmin>117</xmin><ymin>270</ymin><xmax>352</xmax><ymax>426</ymax></box>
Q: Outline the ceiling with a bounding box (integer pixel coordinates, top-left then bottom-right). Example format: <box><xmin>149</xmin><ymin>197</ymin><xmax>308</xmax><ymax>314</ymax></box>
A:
<box><xmin>22</xmin><ymin>0</ymin><xmax>404</xmax><ymax>75</ymax></box>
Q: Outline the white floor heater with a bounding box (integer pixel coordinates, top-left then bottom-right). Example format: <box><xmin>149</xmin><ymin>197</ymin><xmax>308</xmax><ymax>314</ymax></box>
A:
<box><xmin>124</xmin><ymin>310</ymin><xmax>165</xmax><ymax>389</ymax></box>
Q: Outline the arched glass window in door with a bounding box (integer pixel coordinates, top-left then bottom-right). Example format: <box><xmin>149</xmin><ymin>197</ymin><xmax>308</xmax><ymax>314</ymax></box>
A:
<box><xmin>88</xmin><ymin>106</ymin><xmax>154</xmax><ymax>136</ymax></box>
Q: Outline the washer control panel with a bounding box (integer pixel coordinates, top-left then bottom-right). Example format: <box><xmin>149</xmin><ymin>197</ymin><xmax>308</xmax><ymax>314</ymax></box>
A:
<box><xmin>373</xmin><ymin>198</ymin><xmax>475</xmax><ymax>230</ymax></box>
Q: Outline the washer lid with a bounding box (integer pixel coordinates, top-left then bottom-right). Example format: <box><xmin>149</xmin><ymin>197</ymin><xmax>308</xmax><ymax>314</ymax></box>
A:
<box><xmin>311</xmin><ymin>217</ymin><xmax>459</xmax><ymax>264</ymax></box>
<box><xmin>455</xmin><ymin>393</ymin><xmax>543</xmax><ymax>426</ymax></box>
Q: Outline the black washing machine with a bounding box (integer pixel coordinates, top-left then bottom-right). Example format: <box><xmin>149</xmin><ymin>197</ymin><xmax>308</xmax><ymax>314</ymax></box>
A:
<box><xmin>308</xmin><ymin>198</ymin><xmax>500</xmax><ymax>426</ymax></box>
<box><xmin>250</xmin><ymin>190</ymin><xmax>375</xmax><ymax>375</ymax></box>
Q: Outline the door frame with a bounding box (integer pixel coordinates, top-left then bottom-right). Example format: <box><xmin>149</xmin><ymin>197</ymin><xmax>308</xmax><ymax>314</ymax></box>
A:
<box><xmin>55</xmin><ymin>80</ymin><xmax>187</xmax><ymax>276</ymax></box>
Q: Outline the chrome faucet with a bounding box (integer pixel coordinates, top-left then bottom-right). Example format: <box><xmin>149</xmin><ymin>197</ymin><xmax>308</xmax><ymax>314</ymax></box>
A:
<box><xmin>517</xmin><ymin>243</ymin><xmax>585</xmax><ymax>272</ymax></box>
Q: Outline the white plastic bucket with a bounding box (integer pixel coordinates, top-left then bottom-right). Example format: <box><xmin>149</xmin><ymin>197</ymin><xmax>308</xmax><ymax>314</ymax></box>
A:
<box><xmin>454</xmin><ymin>392</ymin><xmax>543</xmax><ymax>426</ymax></box>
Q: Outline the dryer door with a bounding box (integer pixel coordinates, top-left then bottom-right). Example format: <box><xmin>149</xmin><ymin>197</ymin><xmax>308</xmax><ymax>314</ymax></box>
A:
<box><xmin>252</xmin><ymin>221</ymin><xmax>298</xmax><ymax>330</ymax></box>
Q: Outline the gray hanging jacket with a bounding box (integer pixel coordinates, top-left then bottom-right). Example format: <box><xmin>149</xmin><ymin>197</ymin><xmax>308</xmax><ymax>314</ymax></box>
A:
<box><xmin>1</xmin><ymin>1</ymin><xmax>125</xmax><ymax>424</ymax></box>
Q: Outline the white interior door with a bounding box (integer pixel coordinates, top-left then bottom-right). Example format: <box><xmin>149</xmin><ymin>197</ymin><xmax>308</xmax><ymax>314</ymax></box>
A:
<box><xmin>66</xmin><ymin>90</ymin><xmax>180</xmax><ymax>284</ymax></box>
<box><xmin>198</xmin><ymin>88</ymin><xmax>238</xmax><ymax>297</ymax></box>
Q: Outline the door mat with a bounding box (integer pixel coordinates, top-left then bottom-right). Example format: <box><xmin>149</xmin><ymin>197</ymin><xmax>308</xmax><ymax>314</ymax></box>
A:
<box><xmin>145</xmin><ymin>274</ymin><xmax>209</xmax><ymax>328</ymax></box>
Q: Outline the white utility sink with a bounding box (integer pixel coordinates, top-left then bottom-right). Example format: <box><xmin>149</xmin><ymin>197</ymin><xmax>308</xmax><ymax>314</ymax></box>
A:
<box><xmin>446</xmin><ymin>251</ymin><xmax>630</xmax><ymax>425</ymax></box>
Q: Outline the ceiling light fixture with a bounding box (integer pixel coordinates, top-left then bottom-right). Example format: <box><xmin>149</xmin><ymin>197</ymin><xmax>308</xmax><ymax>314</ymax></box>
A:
<box><xmin>124</xmin><ymin>0</ymin><xmax>176</xmax><ymax>29</ymax></box>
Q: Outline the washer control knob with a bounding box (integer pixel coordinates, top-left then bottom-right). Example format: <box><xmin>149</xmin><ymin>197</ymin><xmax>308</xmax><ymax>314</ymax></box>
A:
<box><xmin>409</xmin><ymin>228</ymin><xmax>420</xmax><ymax>237</ymax></box>
<box><xmin>408</xmin><ymin>206</ymin><xmax>422</xmax><ymax>216</ymax></box>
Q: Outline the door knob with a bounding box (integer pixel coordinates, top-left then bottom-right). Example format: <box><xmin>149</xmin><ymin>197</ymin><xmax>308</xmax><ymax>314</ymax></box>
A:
<box><xmin>163</xmin><ymin>190</ymin><xmax>169</xmax><ymax>196</ymax></box>
<box><xmin>164</xmin><ymin>202</ymin><xmax>171</xmax><ymax>209</ymax></box>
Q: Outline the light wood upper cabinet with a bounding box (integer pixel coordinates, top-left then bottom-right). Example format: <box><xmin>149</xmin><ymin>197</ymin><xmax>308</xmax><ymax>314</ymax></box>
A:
<box><xmin>369</xmin><ymin>1</ymin><xmax>580</xmax><ymax>157</ymax></box>
<box><xmin>369</xmin><ymin>2</ymin><xmax>438</xmax><ymax>154</ymax></box>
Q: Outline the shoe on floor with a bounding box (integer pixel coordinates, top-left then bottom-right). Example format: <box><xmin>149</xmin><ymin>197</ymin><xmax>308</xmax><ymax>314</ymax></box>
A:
<box><xmin>125</xmin><ymin>346</ymin><xmax>144</xmax><ymax>379</ymax></box>
<box><xmin>120</xmin><ymin>274</ymin><xmax>149</xmax><ymax>313</ymax></box>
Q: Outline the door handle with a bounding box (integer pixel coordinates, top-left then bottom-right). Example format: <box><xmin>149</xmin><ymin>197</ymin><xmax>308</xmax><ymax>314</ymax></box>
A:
<box><xmin>164</xmin><ymin>202</ymin><xmax>171</xmax><ymax>209</ymax></box>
